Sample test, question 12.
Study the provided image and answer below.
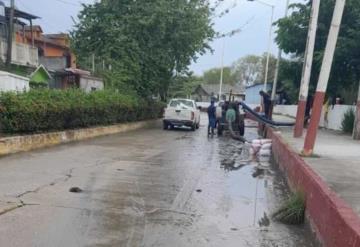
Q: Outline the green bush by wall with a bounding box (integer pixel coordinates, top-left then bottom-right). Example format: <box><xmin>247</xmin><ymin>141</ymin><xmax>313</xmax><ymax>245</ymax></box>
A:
<box><xmin>341</xmin><ymin>108</ymin><xmax>355</xmax><ymax>134</ymax></box>
<box><xmin>0</xmin><ymin>89</ymin><xmax>164</xmax><ymax>133</ymax></box>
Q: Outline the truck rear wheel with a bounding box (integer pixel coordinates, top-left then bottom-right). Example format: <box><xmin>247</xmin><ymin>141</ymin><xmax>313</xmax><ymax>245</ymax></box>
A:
<box><xmin>239</xmin><ymin>121</ymin><xmax>245</xmax><ymax>136</ymax></box>
<box><xmin>163</xmin><ymin>122</ymin><xmax>168</xmax><ymax>130</ymax></box>
<box><xmin>217</xmin><ymin>125</ymin><xmax>223</xmax><ymax>136</ymax></box>
<box><xmin>191</xmin><ymin>124</ymin><xmax>196</xmax><ymax>131</ymax></box>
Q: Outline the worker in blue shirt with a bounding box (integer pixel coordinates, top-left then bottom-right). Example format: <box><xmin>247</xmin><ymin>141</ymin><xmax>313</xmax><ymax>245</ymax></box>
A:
<box><xmin>207</xmin><ymin>98</ymin><xmax>216</xmax><ymax>135</ymax></box>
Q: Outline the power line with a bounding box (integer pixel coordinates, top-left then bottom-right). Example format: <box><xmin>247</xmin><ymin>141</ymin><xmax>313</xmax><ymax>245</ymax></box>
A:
<box><xmin>216</xmin><ymin>15</ymin><xmax>256</xmax><ymax>39</ymax></box>
<box><xmin>213</xmin><ymin>1</ymin><xmax>239</xmax><ymax>19</ymax></box>
<box><xmin>53</xmin><ymin>0</ymin><xmax>81</xmax><ymax>7</ymax></box>
<box><xmin>53</xmin><ymin>0</ymin><xmax>95</xmax><ymax>7</ymax></box>
<box><xmin>17</xmin><ymin>0</ymin><xmax>33</xmax><ymax>13</ymax></box>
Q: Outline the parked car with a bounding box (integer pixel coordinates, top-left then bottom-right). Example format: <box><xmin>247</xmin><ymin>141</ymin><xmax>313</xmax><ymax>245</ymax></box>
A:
<box><xmin>163</xmin><ymin>99</ymin><xmax>200</xmax><ymax>131</ymax></box>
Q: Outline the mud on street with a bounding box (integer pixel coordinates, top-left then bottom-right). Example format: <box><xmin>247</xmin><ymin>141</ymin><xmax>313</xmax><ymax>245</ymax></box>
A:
<box><xmin>0</xmin><ymin>117</ymin><xmax>318</xmax><ymax>246</ymax></box>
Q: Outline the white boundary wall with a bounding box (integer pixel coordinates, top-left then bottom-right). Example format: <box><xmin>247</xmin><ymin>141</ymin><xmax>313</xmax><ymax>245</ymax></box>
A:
<box><xmin>319</xmin><ymin>105</ymin><xmax>355</xmax><ymax>130</ymax></box>
<box><xmin>196</xmin><ymin>101</ymin><xmax>355</xmax><ymax>131</ymax></box>
<box><xmin>80</xmin><ymin>76</ymin><xmax>104</xmax><ymax>93</ymax></box>
<box><xmin>273</xmin><ymin>104</ymin><xmax>356</xmax><ymax>131</ymax></box>
<box><xmin>0</xmin><ymin>71</ymin><xmax>29</xmax><ymax>92</ymax></box>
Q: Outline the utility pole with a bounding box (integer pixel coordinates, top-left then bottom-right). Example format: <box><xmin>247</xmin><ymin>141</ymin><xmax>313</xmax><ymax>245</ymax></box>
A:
<box><xmin>219</xmin><ymin>39</ymin><xmax>225</xmax><ymax>100</ymax></box>
<box><xmin>6</xmin><ymin>0</ymin><xmax>15</xmax><ymax>67</ymax></box>
<box><xmin>353</xmin><ymin>81</ymin><xmax>360</xmax><ymax>140</ymax></box>
<box><xmin>246</xmin><ymin>0</ymin><xmax>274</xmax><ymax>91</ymax></box>
<box><xmin>92</xmin><ymin>53</ymin><xmax>95</xmax><ymax>73</ymax></box>
<box><xmin>263</xmin><ymin>5</ymin><xmax>274</xmax><ymax>91</ymax></box>
<box><xmin>271</xmin><ymin>0</ymin><xmax>290</xmax><ymax>102</ymax></box>
<box><xmin>303</xmin><ymin>0</ymin><xmax>346</xmax><ymax>156</ymax></box>
<box><xmin>293</xmin><ymin>0</ymin><xmax>321</xmax><ymax>137</ymax></box>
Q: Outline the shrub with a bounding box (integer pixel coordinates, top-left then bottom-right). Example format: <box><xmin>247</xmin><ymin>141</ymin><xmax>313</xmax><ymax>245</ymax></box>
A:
<box><xmin>273</xmin><ymin>191</ymin><xmax>306</xmax><ymax>225</ymax></box>
<box><xmin>341</xmin><ymin>108</ymin><xmax>355</xmax><ymax>134</ymax></box>
<box><xmin>0</xmin><ymin>89</ymin><xmax>164</xmax><ymax>133</ymax></box>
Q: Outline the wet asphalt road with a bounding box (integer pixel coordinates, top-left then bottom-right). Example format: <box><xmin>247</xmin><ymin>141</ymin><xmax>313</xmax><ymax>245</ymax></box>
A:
<box><xmin>0</xmin><ymin>117</ymin><xmax>318</xmax><ymax>247</ymax></box>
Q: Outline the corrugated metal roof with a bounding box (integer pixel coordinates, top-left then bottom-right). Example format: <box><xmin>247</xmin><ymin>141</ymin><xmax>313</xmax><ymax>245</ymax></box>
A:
<box><xmin>6</xmin><ymin>7</ymin><xmax>40</xmax><ymax>20</ymax></box>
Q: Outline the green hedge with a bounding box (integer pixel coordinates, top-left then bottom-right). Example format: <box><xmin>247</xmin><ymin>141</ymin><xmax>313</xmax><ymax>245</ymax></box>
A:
<box><xmin>341</xmin><ymin>108</ymin><xmax>355</xmax><ymax>134</ymax></box>
<box><xmin>0</xmin><ymin>90</ymin><xmax>164</xmax><ymax>133</ymax></box>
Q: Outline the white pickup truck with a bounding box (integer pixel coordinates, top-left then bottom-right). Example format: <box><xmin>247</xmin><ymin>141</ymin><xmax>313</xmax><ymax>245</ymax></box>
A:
<box><xmin>163</xmin><ymin>99</ymin><xmax>201</xmax><ymax>131</ymax></box>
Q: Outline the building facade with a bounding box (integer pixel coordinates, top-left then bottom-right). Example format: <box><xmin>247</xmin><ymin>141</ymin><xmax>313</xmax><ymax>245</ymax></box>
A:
<box><xmin>245</xmin><ymin>83</ymin><xmax>273</xmax><ymax>105</ymax></box>
<box><xmin>192</xmin><ymin>84</ymin><xmax>245</xmax><ymax>102</ymax></box>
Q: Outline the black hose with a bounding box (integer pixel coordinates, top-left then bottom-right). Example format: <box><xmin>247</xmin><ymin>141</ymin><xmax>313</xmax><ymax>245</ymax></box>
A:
<box><xmin>240</xmin><ymin>102</ymin><xmax>295</xmax><ymax>127</ymax></box>
<box><xmin>228</xmin><ymin>121</ymin><xmax>248</xmax><ymax>143</ymax></box>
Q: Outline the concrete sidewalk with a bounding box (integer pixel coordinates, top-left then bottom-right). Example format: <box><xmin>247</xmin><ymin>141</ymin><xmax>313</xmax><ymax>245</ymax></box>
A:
<box><xmin>277</xmin><ymin>127</ymin><xmax>360</xmax><ymax>216</ymax></box>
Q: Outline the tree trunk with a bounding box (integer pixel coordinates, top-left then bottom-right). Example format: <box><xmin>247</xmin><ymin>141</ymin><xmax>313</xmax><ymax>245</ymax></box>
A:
<box><xmin>353</xmin><ymin>81</ymin><xmax>360</xmax><ymax>140</ymax></box>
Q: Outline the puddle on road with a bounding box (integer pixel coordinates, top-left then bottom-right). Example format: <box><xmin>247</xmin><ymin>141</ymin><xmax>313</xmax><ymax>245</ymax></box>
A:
<box><xmin>139</xmin><ymin>126</ymin><xmax>319</xmax><ymax>246</ymax></box>
<box><xmin>208</xmin><ymin>135</ymin><xmax>320</xmax><ymax>247</ymax></box>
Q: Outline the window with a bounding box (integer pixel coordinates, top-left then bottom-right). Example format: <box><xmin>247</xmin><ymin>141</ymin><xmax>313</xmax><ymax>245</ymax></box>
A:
<box><xmin>169</xmin><ymin>99</ymin><xmax>194</xmax><ymax>108</ymax></box>
<box><xmin>38</xmin><ymin>47</ymin><xmax>44</xmax><ymax>57</ymax></box>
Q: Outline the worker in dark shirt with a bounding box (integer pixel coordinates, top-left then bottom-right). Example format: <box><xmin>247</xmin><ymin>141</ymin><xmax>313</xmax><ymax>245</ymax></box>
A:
<box><xmin>207</xmin><ymin>99</ymin><xmax>216</xmax><ymax>135</ymax></box>
<box><xmin>259</xmin><ymin>90</ymin><xmax>271</xmax><ymax>119</ymax></box>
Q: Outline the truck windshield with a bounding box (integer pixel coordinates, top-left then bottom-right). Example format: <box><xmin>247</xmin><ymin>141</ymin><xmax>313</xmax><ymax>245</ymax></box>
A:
<box><xmin>169</xmin><ymin>100</ymin><xmax>194</xmax><ymax>108</ymax></box>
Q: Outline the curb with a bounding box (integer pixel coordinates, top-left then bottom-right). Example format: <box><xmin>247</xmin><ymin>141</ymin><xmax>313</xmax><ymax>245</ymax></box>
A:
<box><xmin>267</xmin><ymin>127</ymin><xmax>360</xmax><ymax>247</ymax></box>
<box><xmin>0</xmin><ymin>120</ymin><xmax>158</xmax><ymax>157</ymax></box>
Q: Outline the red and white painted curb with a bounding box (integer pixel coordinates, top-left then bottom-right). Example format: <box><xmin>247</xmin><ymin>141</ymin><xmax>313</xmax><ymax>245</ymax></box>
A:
<box><xmin>267</xmin><ymin>127</ymin><xmax>360</xmax><ymax>247</ymax></box>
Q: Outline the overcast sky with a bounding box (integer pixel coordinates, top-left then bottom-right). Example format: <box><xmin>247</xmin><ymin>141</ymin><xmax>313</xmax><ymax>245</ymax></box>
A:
<box><xmin>4</xmin><ymin>0</ymin><xmax>304</xmax><ymax>75</ymax></box>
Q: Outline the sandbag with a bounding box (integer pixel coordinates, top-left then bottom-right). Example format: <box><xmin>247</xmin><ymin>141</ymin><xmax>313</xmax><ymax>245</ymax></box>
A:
<box><xmin>260</xmin><ymin>139</ymin><xmax>272</xmax><ymax>145</ymax></box>
<box><xmin>252</xmin><ymin>139</ymin><xmax>261</xmax><ymax>145</ymax></box>
<box><xmin>258</xmin><ymin>156</ymin><xmax>271</xmax><ymax>163</ymax></box>
<box><xmin>261</xmin><ymin>143</ymin><xmax>272</xmax><ymax>150</ymax></box>
<box><xmin>251</xmin><ymin>143</ymin><xmax>261</xmax><ymax>152</ymax></box>
<box><xmin>258</xmin><ymin>149</ymin><xmax>271</xmax><ymax>157</ymax></box>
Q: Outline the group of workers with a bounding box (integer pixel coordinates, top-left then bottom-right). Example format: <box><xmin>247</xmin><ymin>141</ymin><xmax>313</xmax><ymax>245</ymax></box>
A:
<box><xmin>207</xmin><ymin>90</ymin><xmax>274</xmax><ymax>136</ymax></box>
<box><xmin>207</xmin><ymin>99</ymin><xmax>243</xmax><ymax>136</ymax></box>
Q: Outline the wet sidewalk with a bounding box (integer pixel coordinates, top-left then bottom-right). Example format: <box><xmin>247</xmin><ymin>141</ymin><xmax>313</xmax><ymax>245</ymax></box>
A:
<box><xmin>276</xmin><ymin>127</ymin><xmax>360</xmax><ymax>217</ymax></box>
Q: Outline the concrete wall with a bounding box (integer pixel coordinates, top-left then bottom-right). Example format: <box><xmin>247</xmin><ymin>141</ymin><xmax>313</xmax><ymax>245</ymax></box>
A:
<box><xmin>273</xmin><ymin>105</ymin><xmax>298</xmax><ymax>118</ymax></box>
<box><xmin>0</xmin><ymin>120</ymin><xmax>157</xmax><ymax>157</ymax></box>
<box><xmin>80</xmin><ymin>76</ymin><xmax>104</xmax><ymax>92</ymax></box>
<box><xmin>267</xmin><ymin>127</ymin><xmax>360</xmax><ymax>247</ymax></box>
<box><xmin>320</xmin><ymin>105</ymin><xmax>356</xmax><ymax>130</ymax></box>
<box><xmin>273</xmin><ymin>104</ymin><xmax>356</xmax><ymax>131</ymax></box>
<box><xmin>0</xmin><ymin>71</ymin><xmax>29</xmax><ymax>92</ymax></box>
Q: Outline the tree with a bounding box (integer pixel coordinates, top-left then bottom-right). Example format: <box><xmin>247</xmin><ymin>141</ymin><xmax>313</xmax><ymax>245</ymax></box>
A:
<box><xmin>259</xmin><ymin>53</ymin><xmax>277</xmax><ymax>84</ymax></box>
<box><xmin>231</xmin><ymin>53</ymin><xmax>277</xmax><ymax>87</ymax></box>
<box><xmin>203</xmin><ymin>67</ymin><xmax>236</xmax><ymax>85</ymax></box>
<box><xmin>275</xmin><ymin>0</ymin><xmax>360</xmax><ymax>103</ymax></box>
<box><xmin>71</xmin><ymin>0</ymin><xmax>215</xmax><ymax>99</ymax></box>
<box><xmin>168</xmin><ymin>72</ymin><xmax>202</xmax><ymax>99</ymax></box>
<box><xmin>231</xmin><ymin>55</ymin><xmax>262</xmax><ymax>86</ymax></box>
<box><xmin>277</xmin><ymin>58</ymin><xmax>304</xmax><ymax>104</ymax></box>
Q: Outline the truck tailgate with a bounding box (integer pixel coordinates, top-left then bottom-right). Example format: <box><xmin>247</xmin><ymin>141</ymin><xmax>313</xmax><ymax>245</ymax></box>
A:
<box><xmin>165</xmin><ymin>107</ymin><xmax>192</xmax><ymax>120</ymax></box>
